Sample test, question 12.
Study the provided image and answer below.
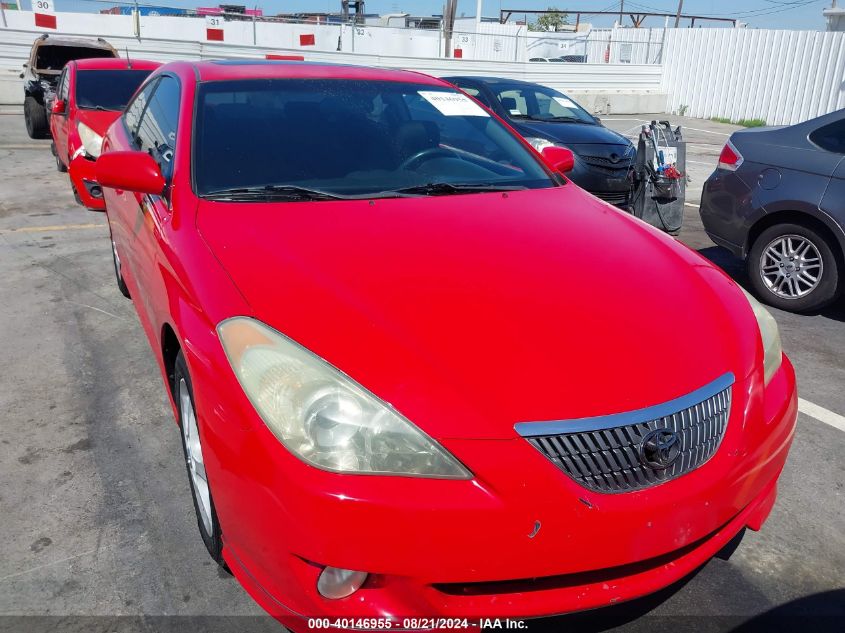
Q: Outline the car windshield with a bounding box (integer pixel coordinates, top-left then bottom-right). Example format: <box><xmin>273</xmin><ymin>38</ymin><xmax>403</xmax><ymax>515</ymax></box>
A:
<box><xmin>494</xmin><ymin>84</ymin><xmax>595</xmax><ymax>124</ymax></box>
<box><xmin>194</xmin><ymin>79</ymin><xmax>556</xmax><ymax>200</ymax></box>
<box><xmin>75</xmin><ymin>70</ymin><xmax>153</xmax><ymax>110</ymax></box>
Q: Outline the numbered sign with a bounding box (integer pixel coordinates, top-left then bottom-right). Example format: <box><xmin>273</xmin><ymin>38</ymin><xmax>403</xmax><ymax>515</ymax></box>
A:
<box><xmin>205</xmin><ymin>15</ymin><xmax>224</xmax><ymax>41</ymax></box>
<box><xmin>34</xmin><ymin>0</ymin><xmax>57</xmax><ymax>29</ymax></box>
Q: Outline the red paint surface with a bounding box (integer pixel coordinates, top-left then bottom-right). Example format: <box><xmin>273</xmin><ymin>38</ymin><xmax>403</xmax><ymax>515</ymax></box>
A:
<box><xmin>34</xmin><ymin>12</ymin><xmax>57</xmax><ymax>29</ymax></box>
<box><xmin>265</xmin><ymin>54</ymin><xmax>305</xmax><ymax>61</ymax></box>
<box><xmin>206</xmin><ymin>28</ymin><xmax>224</xmax><ymax>41</ymax></box>
<box><xmin>299</xmin><ymin>33</ymin><xmax>315</xmax><ymax>46</ymax></box>
<box><xmin>97</xmin><ymin>60</ymin><xmax>798</xmax><ymax>626</ymax></box>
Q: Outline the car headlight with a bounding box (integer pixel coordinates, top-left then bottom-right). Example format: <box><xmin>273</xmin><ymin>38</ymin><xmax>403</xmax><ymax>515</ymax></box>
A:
<box><xmin>77</xmin><ymin>122</ymin><xmax>103</xmax><ymax>158</ymax></box>
<box><xmin>525</xmin><ymin>136</ymin><xmax>558</xmax><ymax>152</ymax></box>
<box><xmin>217</xmin><ymin>317</ymin><xmax>471</xmax><ymax>478</ymax></box>
<box><xmin>739</xmin><ymin>288</ymin><xmax>782</xmax><ymax>385</ymax></box>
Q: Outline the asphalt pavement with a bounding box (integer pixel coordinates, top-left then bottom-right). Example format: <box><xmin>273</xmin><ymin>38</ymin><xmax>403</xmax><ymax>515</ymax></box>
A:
<box><xmin>0</xmin><ymin>112</ymin><xmax>842</xmax><ymax>633</ymax></box>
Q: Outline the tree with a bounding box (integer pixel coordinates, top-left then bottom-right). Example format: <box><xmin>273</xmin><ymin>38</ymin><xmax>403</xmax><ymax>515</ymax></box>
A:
<box><xmin>528</xmin><ymin>7</ymin><xmax>569</xmax><ymax>32</ymax></box>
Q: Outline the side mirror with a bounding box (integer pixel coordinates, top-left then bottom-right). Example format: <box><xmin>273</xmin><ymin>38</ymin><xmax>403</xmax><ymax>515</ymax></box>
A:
<box><xmin>96</xmin><ymin>151</ymin><xmax>166</xmax><ymax>196</ymax></box>
<box><xmin>541</xmin><ymin>145</ymin><xmax>575</xmax><ymax>173</ymax></box>
<box><xmin>51</xmin><ymin>99</ymin><xmax>66</xmax><ymax>114</ymax></box>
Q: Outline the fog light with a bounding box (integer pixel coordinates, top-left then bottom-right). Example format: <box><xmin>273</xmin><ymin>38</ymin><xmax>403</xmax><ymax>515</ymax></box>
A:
<box><xmin>316</xmin><ymin>566</ymin><xmax>368</xmax><ymax>599</ymax></box>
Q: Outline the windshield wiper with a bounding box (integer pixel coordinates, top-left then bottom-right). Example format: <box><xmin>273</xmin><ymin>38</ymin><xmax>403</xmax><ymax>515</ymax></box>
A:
<box><xmin>201</xmin><ymin>185</ymin><xmax>346</xmax><ymax>202</ymax></box>
<box><xmin>392</xmin><ymin>182</ymin><xmax>528</xmax><ymax>196</ymax></box>
<box><xmin>81</xmin><ymin>105</ymin><xmax>117</xmax><ymax>111</ymax></box>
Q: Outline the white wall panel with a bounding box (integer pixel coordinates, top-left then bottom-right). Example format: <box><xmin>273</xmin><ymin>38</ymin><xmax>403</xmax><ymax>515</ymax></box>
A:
<box><xmin>662</xmin><ymin>27</ymin><xmax>845</xmax><ymax>125</ymax></box>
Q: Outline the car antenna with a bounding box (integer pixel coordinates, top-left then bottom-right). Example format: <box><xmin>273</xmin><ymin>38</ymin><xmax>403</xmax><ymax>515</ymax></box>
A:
<box><xmin>125</xmin><ymin>46</ymin><xmax>132</xmax><ymax>69</ymax></box>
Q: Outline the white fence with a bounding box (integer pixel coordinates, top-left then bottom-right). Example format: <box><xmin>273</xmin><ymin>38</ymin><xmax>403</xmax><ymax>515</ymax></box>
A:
<box><xmin>662</xmin><ymin>27</ymin><xmax>845</xmax><ymax>126</ymax></box>
<box><xmin>1</xmin><ymin>9</ymin><xmax>844</xmax><ymax>125</ymax></box>
<box><xmin>0</xmin><ymin>12</ymin><xmax>663</xmax><ymax>107</ymax></box>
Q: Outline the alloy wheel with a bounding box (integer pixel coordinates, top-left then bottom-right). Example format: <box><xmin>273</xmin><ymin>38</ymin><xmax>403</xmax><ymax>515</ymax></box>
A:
<box><xmin>179</xmin><ymin>378</ymin><xmax>213</xmax><ymax>535</ymax></box>
<box><xmin>759</xmin><ymin>234</ymin><xmax>823</xmax><ymax>299</ymax></box>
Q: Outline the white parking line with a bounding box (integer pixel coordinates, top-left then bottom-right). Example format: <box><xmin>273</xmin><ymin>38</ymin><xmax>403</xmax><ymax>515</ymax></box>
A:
<box><xmin>798</xmin><ymin>398</ymin><xmax>845</xmax><ymax>433</ymax></box>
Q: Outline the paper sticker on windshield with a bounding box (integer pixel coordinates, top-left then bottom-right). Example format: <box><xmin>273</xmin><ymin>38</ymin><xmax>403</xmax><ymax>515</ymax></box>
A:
<box><xmin>509</xmin><ymin>109</ymin><xmax>522</xmax><ymax>115</ymax></box>
<box><xmin>419</xmin><ymin>91</ymin><xmax>489</xmax><ymax>117</ymax></box>
<box><xmin>553</xmin><ymin>96</ymin><xmax>577</xmax><ymax>109</ymax></box>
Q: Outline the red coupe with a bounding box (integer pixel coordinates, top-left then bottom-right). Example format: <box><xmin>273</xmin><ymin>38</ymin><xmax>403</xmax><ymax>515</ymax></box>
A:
<box><xmin>96</xmin><ymin>61</ymin><xmax>797</xmax><ymax>629</ymax></box>
<box><xmin>49</xmin><ymin>57</ymin><xmax>159</xmax><ymax>210</ymax></box>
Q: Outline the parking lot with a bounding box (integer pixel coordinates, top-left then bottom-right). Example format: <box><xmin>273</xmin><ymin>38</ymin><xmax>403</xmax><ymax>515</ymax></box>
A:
<box><xmin>0</xmin><ymin>110</ymin><xmax>842</xmax><ymax>632</ymax></box>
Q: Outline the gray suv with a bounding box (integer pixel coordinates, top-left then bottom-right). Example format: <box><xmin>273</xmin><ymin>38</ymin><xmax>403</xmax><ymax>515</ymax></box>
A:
<box><xmin>700</xmin><ymin>109</ymin><xmax>845</xmax><ymax>313</ymax></box>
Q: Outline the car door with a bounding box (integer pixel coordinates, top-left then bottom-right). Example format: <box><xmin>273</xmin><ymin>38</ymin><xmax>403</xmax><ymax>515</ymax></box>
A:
<box><xmin>124</xmin><ymin>74</ymin><xmax>181</xmax><ymax>325</ymax></box>
<box><xmin>106</xmin><ymin>76</ymin><xmax>160</xmax><ymax>295</ymax></box>
<box><xmin>51</xmin><ymin>66</ymin><xmax>71</xmax><ymax>163</ymax></box>
<box><xmin>816</xmin><ymin>118</ymin><xmax>845</xmax><ymax>238</ymax></box>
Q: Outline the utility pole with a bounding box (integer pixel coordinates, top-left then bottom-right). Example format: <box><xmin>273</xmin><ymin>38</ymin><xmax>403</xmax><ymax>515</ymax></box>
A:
<box><xmin>619</xmin><ymin>0</ymin><xmax>624</xmax><ymax>27</ymax></box>
<box><xmin>674</xmin><ymin>0</ymin><xmax>683</xmax><ymax>28</ymax></box>
<box><xmin>476</xmin><ymin>0</ymin><xmax>482</xmax><ymax>29</ymax></box>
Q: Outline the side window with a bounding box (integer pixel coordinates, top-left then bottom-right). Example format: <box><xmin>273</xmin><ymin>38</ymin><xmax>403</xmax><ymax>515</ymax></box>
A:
<box><xmin>497</xmin><ymin>89</ymin><xmax>528</xmax><ymax>116</ymax></box>
<box><xmin>58</xmin><ymin>68</ymin><xmax>69</xmax><ymax>101</ymax></box>
<box><xmin>809</xmin><ymin>120</ymin><xmax>845</xmax><ymax>154</ymax></box>
<box><xmin>456</xmin><ymin>84</ymin><xmax>492</xmax><ymax>108</ymax></box>
<box><xmin>135</xmin><ymin>76</ymin><xmax>180</xmax><ymax>182</ymax></box>
<box><xmin>124</xmin><ymin>78</ymin><xmax>158</xmax><ymax>142</ymax></box>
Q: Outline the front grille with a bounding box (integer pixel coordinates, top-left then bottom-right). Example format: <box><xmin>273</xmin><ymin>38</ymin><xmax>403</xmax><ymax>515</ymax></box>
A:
<box><xmin>593</xmin><ymin>190</ymin><xmax>630</xmax><ymax>206</ymax></box>
<box><xmin>515</xmin><ymin>373</ymin><xmax>734</xmax><ymax>493</ymax></box>
<box><xmin>580</xmin><ymin>154</ymin><xmax>632</xmax><ymax>169</ymax></box>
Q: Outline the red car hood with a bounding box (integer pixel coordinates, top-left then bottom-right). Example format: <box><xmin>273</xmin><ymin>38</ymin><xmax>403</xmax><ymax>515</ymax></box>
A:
<box><xmin>197</xmin><ymin>186</ymin><xmax>760</xmax><ymax>440</ymax></box>
<box><xmin>75</xmin><ymin>108</ymin><xmax>120</xmax><ymax>136</ymax></box>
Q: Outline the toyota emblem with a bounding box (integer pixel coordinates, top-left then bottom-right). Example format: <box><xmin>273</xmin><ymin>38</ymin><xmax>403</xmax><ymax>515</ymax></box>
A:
<box><xmin>638</xmin><ymin>429</ymin><xmax>681</xmax><ymax>470</ymax></box>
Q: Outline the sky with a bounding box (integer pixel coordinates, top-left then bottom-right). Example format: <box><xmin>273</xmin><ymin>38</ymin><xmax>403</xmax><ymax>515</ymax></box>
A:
<box><xmin>38</xmin><ymin>0</ymin><xmax>831</xmax><ymax>30</ymax></box>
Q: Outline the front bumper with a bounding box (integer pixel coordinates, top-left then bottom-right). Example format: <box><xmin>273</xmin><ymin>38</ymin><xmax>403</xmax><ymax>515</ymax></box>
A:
<box><xmin>190</xmin><ymin>351</ymin><xmax>797</xmax><ymax>628</ymax></box>
<box><xmin>69</xmin><ymin>154</ymin><xmax>105</xmax><ymax>211</ymax></box>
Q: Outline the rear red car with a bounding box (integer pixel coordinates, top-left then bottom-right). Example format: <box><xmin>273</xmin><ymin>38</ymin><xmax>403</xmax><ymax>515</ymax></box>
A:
<box><xmin>49</xmin><ymin>57</ymin><xmax>159</xmax><ymax>210</ymax></box>
<box><xmin>95</xmin><ymin>61</ymin><xmax>797</xmax><ymax>630</ymax></box>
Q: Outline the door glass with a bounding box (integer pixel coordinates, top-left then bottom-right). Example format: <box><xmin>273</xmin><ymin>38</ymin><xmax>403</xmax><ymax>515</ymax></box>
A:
<box><xmin>58</xmin><ymin>69</ymin><xmax>69</xmax><ymax>101</ymax></box>
<box><xmin>456</xmin><ymin>84</ymin><xmax>492</xmax><ymax>108</ymax></box>
<box><xmin>135</xmin><ymin>76</ymin><xmax>180</xmax><ymax>182</ymax></box>
<box><xmin>124</xmin><ymin>78</ymin><xmax>158</xmax><ymax>142</ymax></box>
<box><xmin>809</xmin><ymin>120</ymin><xmax>845</xmax><ymax>154</ymax></box>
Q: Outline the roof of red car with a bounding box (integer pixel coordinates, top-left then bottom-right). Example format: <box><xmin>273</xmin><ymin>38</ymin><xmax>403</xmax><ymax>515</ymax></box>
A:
<box><xmin>73</xmin><ymin>58</ymin><xmax>162</xmax><ymax>71</ymax></box>
<box><xmin>184</xmin><ymin>60</ymin><xmax>445</xmax><ymax>85</ymax></box>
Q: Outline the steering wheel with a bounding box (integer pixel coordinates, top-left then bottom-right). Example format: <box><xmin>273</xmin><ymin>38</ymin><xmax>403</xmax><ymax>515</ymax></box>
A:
<box><xmin>399</xmin><ymin>147</ymin><xmax>457</xmax><ymax>170</ymax></box>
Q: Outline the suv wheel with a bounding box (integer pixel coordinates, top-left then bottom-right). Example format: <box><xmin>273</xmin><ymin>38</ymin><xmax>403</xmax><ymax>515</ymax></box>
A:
<box><xmin>747</xmin><ymin>223</ymin><xmax>841</xmax><ymax>312</ymax></box>
<box><xmin>24</xmin><ymin>96</ymin><xmax>49</xmax><ymax>139</ymax></box>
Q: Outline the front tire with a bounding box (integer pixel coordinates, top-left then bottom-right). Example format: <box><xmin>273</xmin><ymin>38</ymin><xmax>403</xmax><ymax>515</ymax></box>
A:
<box><xmin>109</xmin><ymin>234</ymin><xmax>130</xmax><ymax>299</ymax></box>
<box><xmin>24</xmin><ymin>96</ymin><xmax>49</xmax><ymax>139</ymax></box>
<box><xmin>55</xmin><ymin>151</ymin><xmax>67</xmax><ymax>173</ymax></box>
<box><xmin>747</xmin><ymin>223</ymin><xmax>841</xmax><ymax>313</ymax></box>
<box><xmin>174</xmin><ymin>352</ymin><xmax>227</xmax><ymax>569</ymax></box>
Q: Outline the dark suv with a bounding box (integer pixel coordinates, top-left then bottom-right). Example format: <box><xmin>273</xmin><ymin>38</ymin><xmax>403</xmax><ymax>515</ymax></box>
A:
<box><xmin>443</xmin><ymin>76</ymin><xmax>635</xmax><ymax>207</ymax></box>
<box><xmin>700</xmin><ymin>109</ymin><xmax>845</xmax><ymax>313</ymax></box>
<box><xmin>21</xmin><ymin>34</ymin><xmax>117</xmax><ymax>139</ymax></box>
